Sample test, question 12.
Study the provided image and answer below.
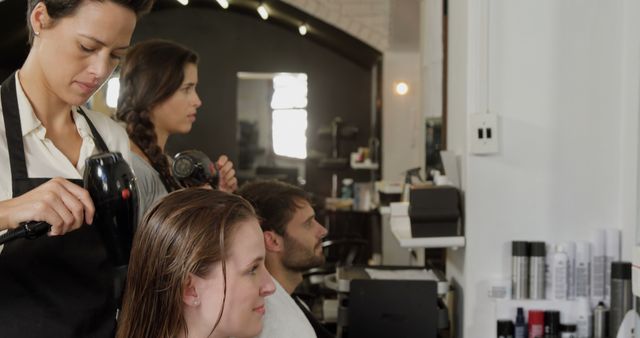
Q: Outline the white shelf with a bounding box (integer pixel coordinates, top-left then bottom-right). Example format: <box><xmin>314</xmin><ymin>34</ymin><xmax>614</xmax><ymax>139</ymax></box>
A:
<box><xmin>396</xmin><ymin>235</ymin><xmax>465</xmax><ymax>249</ymax></box>
<box><xmin>350</xmin><ymin>153</ymin><xmax>379</xmax><ymax>170</ymax></box>
<box><xmin>390</xmin><ymin>202</ymin><xmax>409</xmax><ymax>216</ymax></box>
<box><xmin>390</xmin><ymin>215</ymin><xmax>465</xmax><ymax>249</ymax></box>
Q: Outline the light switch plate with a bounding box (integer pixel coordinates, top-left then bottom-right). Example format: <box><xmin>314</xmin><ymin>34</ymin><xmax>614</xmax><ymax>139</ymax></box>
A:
<box><xmin>469</xmin><ymin>112</ymin><xmax>499</xmax><ymax>155</ymax></box>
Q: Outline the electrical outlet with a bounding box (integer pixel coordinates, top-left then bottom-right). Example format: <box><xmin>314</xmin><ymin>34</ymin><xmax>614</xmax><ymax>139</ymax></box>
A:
<box><xmin>469</xmin><ymin>112</ymin><xmax>499</xmax><ymax>155</ymax></box>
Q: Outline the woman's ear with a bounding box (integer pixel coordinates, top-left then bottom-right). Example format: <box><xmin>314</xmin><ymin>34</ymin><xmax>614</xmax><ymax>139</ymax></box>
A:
<box><xmin>30</xmin><ymin>2</ymin><xmax>50</xmax><ymax>37</ymax></box>
<box><xmin>182</xmin><ymin>274</ymin><xmax>201</xmax><ymax>307</ymax></box>
<box><xmin>263</xmin><ymin>230</ymin><xmax>283</xmax><ymax>253</ymax></box>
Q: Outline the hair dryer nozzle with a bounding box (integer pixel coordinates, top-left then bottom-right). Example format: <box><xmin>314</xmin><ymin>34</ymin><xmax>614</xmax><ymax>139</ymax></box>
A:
<box><xmin>172</xmin><ymin>150</ymin><xmax>218</xmax><ymax>188</ymax></box>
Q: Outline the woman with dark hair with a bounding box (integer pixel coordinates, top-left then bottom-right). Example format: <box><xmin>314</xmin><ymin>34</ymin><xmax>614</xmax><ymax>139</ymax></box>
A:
<box><xmin>116</xmin><ymin>39</ymin><xmax>238</xmax><ymax>215</ymax></box>
<box><xmin>0</xmin><ymin>0</ymin><xmax>154</xmax><ymax>336</ymax></box>
<box><xmin>117</xmin><ymin>188</ymin><xmax>275</xmax><ymax>338</ymax></box>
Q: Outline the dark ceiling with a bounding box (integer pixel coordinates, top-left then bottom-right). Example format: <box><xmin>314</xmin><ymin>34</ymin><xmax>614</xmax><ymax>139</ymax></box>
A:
<box><xmin>0</xmin><ymin>0</ymin><xmax>30</xmax><ymax>72</ymax></box>
<box><xmin>0</xmin><ymin>0</ymin><xmax>381</xmax><ymax>74</ymax></box>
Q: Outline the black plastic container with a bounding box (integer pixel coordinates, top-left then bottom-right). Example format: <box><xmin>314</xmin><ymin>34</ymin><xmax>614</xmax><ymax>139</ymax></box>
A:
<box><xmin>409</xmin><ymin>186</ymin><xmax>462</xmax><ymax>237</ymax></box>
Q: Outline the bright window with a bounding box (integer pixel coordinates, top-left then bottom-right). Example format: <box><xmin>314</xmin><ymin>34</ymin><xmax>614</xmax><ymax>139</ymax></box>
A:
<box><xmin>106</xmin><ymin>77</ymin><xmax>120</xmax><ymax>108</ymax></box>
<box><xmin>271</xmin><ymin>74</ymin><xmax>308</xmax><ymax>159</ymax></box>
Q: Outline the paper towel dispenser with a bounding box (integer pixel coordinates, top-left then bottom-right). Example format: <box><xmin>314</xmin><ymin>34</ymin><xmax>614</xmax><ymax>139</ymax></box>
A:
<box><xmin>409</xmin><ymin>186</ymin><xmax>462</xmax><ymax>238</ymax></box>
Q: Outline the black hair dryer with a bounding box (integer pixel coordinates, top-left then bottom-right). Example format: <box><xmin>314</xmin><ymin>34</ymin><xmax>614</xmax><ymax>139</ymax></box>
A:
<box><xmin>0</xmin><ymin>152</ymin><xmax>138</xmax><ymax>307</ymax></box>
<box><xmin>83</xmin><ymin>151</ymin><xmax>139</xmax><ymax>269</ymax></box>
<box><xmin>0</xmin><ymin>151</ymin><xmax>139</xmax><ymax>266</ymax></box>
<box><xmin>84</xmin><ymin>152</ymin><xmax>139</xmax><ymax>307</ymax></box>
<box><xmin>172</xmin><ymin>150</ymin><xmax>218</xmax><ymax>188</ymax></box>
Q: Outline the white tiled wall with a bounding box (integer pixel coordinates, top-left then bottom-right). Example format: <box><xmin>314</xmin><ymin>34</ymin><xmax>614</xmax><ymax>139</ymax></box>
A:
<box><xmin>282</xmin><ymin>0</ymin><xmax>391</xmax><ymax>50</ymax></box>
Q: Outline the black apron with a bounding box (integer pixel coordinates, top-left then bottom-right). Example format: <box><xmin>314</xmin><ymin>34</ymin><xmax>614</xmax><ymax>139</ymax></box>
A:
<box><xmin>0</xmin><ymin>73</ymin><xmax>117</xmax><ymax>337</ymax></box>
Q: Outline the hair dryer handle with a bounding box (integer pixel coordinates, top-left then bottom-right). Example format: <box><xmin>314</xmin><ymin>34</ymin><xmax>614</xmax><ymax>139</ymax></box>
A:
<box><xmin>0</xmin><ymin>221</ymin><xmax>51</xmax><ymax>245</ymax></box>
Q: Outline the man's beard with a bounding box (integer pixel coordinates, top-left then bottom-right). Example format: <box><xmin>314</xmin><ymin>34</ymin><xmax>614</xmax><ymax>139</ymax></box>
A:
<box><xmin>281</xmin><ymin>235</ymin><xmax>325</xmax><ymax>272</ymax></box>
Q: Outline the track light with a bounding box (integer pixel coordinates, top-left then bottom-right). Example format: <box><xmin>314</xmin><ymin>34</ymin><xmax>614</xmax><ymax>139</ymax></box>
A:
<box><xmin>298</xmin><ymin>24</ymin><xmax>308</xmax><ymax>36</ymax></box>
<box><xmin>257</xmin><ymin>4</ymin><xmax>269</xmax><ymax>20</ymax></box>
<box><xmin>215</xmin><ymin>0</ymin><xmax>229</xmax><ymax>9</ymax></box>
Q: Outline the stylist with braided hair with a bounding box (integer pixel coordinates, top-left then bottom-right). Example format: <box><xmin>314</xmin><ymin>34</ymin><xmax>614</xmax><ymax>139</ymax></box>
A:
<box><xmin>116</xmin><ymin>39</ymin><xmax>238</xmax><ymax>216</ymax></box>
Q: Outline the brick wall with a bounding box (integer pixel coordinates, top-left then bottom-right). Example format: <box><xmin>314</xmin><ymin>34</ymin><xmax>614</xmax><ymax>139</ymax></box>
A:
<box><xmin>282</xmin><ymin>0</ymin><xmax>391</xmax><ymax>51</ymax></box>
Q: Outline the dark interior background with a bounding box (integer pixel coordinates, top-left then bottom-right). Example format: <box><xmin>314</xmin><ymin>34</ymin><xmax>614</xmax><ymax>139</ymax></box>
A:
<box><xmin>0</xmin><ymin>0</ymin><xmax>382</xmax><ymax>201</ymax></box>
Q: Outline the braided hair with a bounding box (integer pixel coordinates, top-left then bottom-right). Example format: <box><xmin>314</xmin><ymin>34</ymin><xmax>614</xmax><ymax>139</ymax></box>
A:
<box><xmin>116</xmin><ymin>39</ymin><xmax>199</xmax><ymax>192</ymax></box>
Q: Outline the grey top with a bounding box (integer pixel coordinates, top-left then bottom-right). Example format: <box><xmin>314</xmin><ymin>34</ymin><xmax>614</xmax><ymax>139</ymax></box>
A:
<box><xmin>131</xmin><ymin>152</ymin><xmax>168</xmax><ymax>224</ymax></box>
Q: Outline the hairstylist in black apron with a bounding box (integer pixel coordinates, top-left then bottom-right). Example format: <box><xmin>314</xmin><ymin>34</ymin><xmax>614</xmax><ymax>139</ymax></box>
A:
<box><xmin>0</xmin><ymin>74</ymin><xmax>115</xmax><ymax>337</ymax></box>
<box><xmin>0</xmin><ymin>0</ymin><xmax>154</xmax><ymax>336</ymax></box>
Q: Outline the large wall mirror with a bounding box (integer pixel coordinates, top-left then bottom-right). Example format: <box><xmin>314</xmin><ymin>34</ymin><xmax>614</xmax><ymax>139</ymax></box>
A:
<box><xmin>125</xmin><ymin>2</ymin><xmax>382</xmax><ymax>198</ymax></box>
<box><xmin>0</xmin><ymin>0</ymin><xmax>383</xmax><ymax>200</ymax></box>
<box><xmin>236</xmin><ymin>72</ymin><xmax>308</xmax><ymax>185</ymax></box>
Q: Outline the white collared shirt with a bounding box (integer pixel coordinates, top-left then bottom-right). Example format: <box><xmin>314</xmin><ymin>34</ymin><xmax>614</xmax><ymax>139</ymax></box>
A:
<box><xmin>0</xmin><ymin>72</ymin><xmax>132</xmax><ymax>252</ymax></box>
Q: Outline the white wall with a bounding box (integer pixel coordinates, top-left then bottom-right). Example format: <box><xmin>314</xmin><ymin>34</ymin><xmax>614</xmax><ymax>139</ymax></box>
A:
<box><xmin>382</xmin><ymin>51</ymin><xmax>424</xmax><ymax>181</ymax></box>
<box><xmin>281</xmin><ymin>0</ymin><xmax>432</xmax><ymax>182</ymax></box>
<box><xmin>448</xmin><ymin>0</ymin><xmax>640</xmax><ymax>336</ymax></box>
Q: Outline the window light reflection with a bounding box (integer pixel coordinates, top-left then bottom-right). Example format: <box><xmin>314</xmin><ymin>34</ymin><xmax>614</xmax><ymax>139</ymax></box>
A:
<box><xmin>272</xmin><ymin>109</ymin><xmax>307</xmax><ymax>159</ymax></box>
<box><xmin>271</xmin><ymin>73</ymin><xmax>308</xmax><ymax>159</ymax></box>
<box><xmin>106</xmin><ymin>77</ymin><xmax>120</xmax><ymax>108</ymax></box>
<box><xmin>271</xmin><ymin>73</ymin><xmax>308</xmax><ymax>109</ymax></box>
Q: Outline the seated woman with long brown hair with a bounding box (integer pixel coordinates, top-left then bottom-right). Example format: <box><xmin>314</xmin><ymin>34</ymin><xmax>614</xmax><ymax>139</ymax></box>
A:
<box><xmin>116</xmin><ymin>188</ymin><xmax>275</xmax><ymax>338</ymax></box>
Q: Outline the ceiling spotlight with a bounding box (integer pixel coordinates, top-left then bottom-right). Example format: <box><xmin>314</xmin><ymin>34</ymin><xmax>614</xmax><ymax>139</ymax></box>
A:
<box><xmin>216</xmin><ymin>0</ymin><xmax>229</xmax><ymax>9</ymax></box>
<box><xmin>394</xmin><ymin>81</ymin><xmax>409</xmax><ymax>96</ymax></box>
<box><xmin>298</xmin><ymin>24</ymin><xmax>308</xmax><ymax>36</ymax></box>
<box><xmin>176</xmin><ymin>0</ymin><xmax>188</xmax><ymax>5</ymax></box>
<box><xmin>257</xmin><ymin>4</ymin><xmax>269</xmax><ymax>20</ymax></box>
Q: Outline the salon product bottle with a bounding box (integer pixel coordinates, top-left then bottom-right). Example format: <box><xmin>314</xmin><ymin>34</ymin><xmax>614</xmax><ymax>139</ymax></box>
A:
<box><xmin>591</xmin><ymin>230</ymin><xmax>606</xmax><ymax>306</ymax></box>
<box><xmin>561</xmin><ymin>242</ymin><xmax>576</xmax><ymax>300</ymax></box>
<box><xmin>515</xmin><ymin>307</ymin><xmax>527</xmax><ymax>338</ymax></box>
<box><xmin>340</xmin><ymin>178</ymin><xmax>354</xmax><ymax>199</ymax></box>
<box><xmin>552</xmin><ymin>244</ymin><xmax>568</xmax><ymax>300</ymax></box>
<box><xmin>609</xmin><ymin>261</ymin><xmax>632</xmax><ymax>338</ymax></box>
<box><xmin>560</xmin><ymin>324</ymin><xmax>577</xmax><ymax>338</ymax></box>
<box><xmin>512</xmin><ymin>241</ymin><xmax>530</xmax><ymax>299</ymax></box>
<box><xmin>528</xmin><ymin>310</ymin><xmax>545</xmax><ymax>338</ymax></box>
<box><xmin>545</xmin><ymin>243</ymin><xmax>554</xmax><ymax>299</ymax></box>
<box><xmin>604</xmin><ymin>229</ymin><xmax>620</xmax><ymax>306</ymax></box>
<box><xmin>498</xmin><ymin>320</ymin><xmax>515</xmax><ymax>338</ymax></box>
<box><xmin>529</xmin><ymin>242</ymin><xmax>546</xmax><ymax>299</ymax></box>
<box><xmin>575</xmin><ymin>241</ymin><xmax>591</xmax><ymax>298</ymax></box>
<box><xmin>544</xmin><ymin>310</ymin><xmax>560</xmax><ymax>338</ymax></box>
<box><xmin>574</xmin><ymin>298</ymin><xmax>592</xmax><ymax>338</ymax></box>
<box><xmin>593</xmin><ymin>302</ymin><xmax>608</xmax><ymax>338</ymax></box>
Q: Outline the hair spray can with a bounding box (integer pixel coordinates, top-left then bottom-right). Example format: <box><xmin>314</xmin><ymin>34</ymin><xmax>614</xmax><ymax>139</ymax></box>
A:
<box><xmin>512</xmin><ymin>241</ymin><xmax>529</xmax><ymax>299</ymax></box>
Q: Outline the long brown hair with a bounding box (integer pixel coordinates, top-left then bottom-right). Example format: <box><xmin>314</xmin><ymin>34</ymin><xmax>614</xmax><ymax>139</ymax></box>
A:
<box><xmin>116</xmin><ymin>188</ymin><xmax>256</xmax><ymax>338</ymax></box>
<box><xmin>116</xmin><ymin>39</ymin><xmax>199</xmax><ymax>192</ymax></box>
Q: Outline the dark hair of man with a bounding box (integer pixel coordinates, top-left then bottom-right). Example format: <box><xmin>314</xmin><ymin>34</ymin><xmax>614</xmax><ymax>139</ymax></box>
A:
<box><xmin>237</xmin><ymin>180</ymin><xmax>312</xmax><ymax>236</ymax></box>
<box><xmin>26</xmin><ymin>0</ymin><xmax>155</xmax><ymax>45</ymax></box>
<box><xmin>116</xmin><ymin>39</ymin><xmax>199</xmax><ymax>192</ymax></box>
